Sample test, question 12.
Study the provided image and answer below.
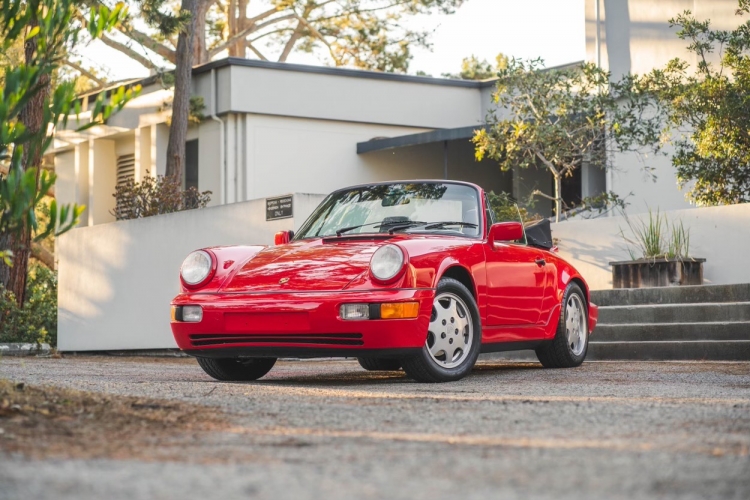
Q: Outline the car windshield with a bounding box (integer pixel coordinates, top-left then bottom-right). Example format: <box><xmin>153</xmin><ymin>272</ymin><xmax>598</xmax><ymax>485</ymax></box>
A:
<box><xmin>295</xmin><ymin>182</ymin><xmax>482</xmax><ymax>239</ymax></box>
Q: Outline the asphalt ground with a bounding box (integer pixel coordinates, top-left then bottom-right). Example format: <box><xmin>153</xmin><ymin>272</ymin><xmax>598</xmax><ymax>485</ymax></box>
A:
<box><xmin>1</xmin><ymin>356</ymin><xmax>749</xmax><ymax>500</ymax></box>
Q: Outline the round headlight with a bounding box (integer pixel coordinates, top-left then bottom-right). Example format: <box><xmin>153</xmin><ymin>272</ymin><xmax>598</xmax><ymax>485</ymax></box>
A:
<box><xmin>180</xmin><ymin>250</ymin><xmax>213</xmax><ymax>286</ymax></box>
<box><xmin>370</xmin><ymin>244</ymin><xmax>405</xmax><ymax>282</ymax></box>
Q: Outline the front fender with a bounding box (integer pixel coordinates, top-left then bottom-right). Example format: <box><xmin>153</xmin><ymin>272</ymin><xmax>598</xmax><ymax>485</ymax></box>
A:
<box><xmin>179</xmin><ymin>245</ymin><xmax>266</xmax><ymax>293</ymax></box>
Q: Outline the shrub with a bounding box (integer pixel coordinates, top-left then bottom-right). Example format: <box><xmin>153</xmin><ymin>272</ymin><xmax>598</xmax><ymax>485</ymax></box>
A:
<box><xmin>0</xmin><ymin>264</ymin><xmax>58</xmax><ymax>346</ymax></box>
<box><xmin>111</xmin><ymin>173</ymin><xmax>212</xmax><ymax>220</ymax></box>
<box><xmin>619</xmin><ymin>209</ymin><xmax>691</xmax><ymax>260</ymax></box>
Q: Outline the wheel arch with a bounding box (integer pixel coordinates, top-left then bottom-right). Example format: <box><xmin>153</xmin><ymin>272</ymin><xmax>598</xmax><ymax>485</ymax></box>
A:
<box><xmin>439</xmin><ymin>265</ymin><xmax>477</xmax><ymax>300</ymax></box>
<box><xmin>570</xmin><ymin>276</ymin><xmax>590</xmax><ymax>305</ymax></box>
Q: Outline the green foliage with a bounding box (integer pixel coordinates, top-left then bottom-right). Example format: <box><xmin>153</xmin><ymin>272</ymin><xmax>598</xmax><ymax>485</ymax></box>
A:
<box><xmin>486</xmin><ymin>191</ymin><xmax>539</xmax><ymax>224</ymax></box>
<box><xmin>640</xmin><ymin>1</ymin><xmax>750</xmax><ymax>205</ymax></box>
<box><xmin>111</xmin><ymin>172</ymin><xmax>212</xmax><ymax>220</ymax></box>
<box><xmin>473</xmin><ymin>58</ymin><xmax>663</xmax><ymax>221</ymax></box>
<box><xmin>0</xmin><ymin>264</ymin><xmax>58</xmax><ymax>346</ymax></box>
<box><xmin>0</xmin><ymin>0</ymin><xmax>138</xmax><ymax>261</ymax></box>
<box><xmin>0</xmin><ymin>167</ymin><xmax>82</xmax><ymax>244</ymax></box>
<box><xmin>443</xmin><ymin>53</ymin><xmax>508</xmax><ymax>80</ymax></box>
<box><xmin>619</xmin><ymin>209</ymin><xmax>691</xmax><ymax>260</ymax></box>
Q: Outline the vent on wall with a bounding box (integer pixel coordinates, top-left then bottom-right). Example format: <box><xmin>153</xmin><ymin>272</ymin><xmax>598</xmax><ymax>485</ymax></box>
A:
<box><xmin>116</xmin><ymin>154</ymin><xmax>135</xmax><ymax>188</ymax></box>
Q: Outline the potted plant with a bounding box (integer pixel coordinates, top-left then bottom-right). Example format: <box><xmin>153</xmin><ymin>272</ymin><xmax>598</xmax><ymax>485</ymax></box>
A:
<box><xmin>611</xmin><ymin>210</ymin><xmax>705</xmax><ymax>288</ymax></box>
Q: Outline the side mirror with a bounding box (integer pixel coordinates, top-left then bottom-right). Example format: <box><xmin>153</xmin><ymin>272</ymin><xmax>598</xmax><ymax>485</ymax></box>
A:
<box><xmin>488</xmin><ymin>222</ymin><xmax>523</xmax><ymax>246</ymax></box>
<box><xmin>274</xmin><ymin>230</ymin><xmax>294</xmax><ymax>245</ymax></box>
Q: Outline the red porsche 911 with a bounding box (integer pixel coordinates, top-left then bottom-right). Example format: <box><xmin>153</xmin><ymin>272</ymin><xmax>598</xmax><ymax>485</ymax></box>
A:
<box><xmin>170</xmin><ymin>181</ymin><xmax>598</xmax><ymax>383</ymax></box>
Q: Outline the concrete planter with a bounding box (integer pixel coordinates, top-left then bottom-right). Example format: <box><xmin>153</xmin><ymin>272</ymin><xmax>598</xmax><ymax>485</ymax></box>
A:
<box><xmin>609</xmin><ymin>258</ymin><xmax>706</xmax><ymax>289</ymax></box>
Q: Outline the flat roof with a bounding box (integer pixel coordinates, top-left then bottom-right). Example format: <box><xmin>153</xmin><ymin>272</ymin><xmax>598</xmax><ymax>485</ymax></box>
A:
<box><xmin>194</xmin><ymin>58</ymin><xmax>496</xmax><ymax>88</ymax></box>
<box><xmin>357</xmin><ymin>125</ymin><xmax>486</xmax><ymax>154</ymax></box>
<box><xmin>79</xmin><ymin>58</ymin><xmax>584</xmax><ymax>102</ymax></box>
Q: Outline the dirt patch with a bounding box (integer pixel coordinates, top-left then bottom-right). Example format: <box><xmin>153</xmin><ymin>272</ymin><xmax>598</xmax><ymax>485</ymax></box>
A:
<box><xmin>0</xmin><ymin>379</ymin><xmax>226</xmax><ymax>461</ymax></box>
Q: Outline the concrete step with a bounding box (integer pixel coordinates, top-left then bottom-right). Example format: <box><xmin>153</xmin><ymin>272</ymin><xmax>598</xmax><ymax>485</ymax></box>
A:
<box><xmin>593</xmin><ymin>321</ymin><xmax>750</xmax><ymax>341</ymax></box>
<box><xmin>598</xmin><ymin>302</ymin><xmax>750</xmax><ymax>324</ymax></box>
<box><xmin>587</xmin><ymin>340</ymin><xmax>750</xmax><ymax>361</ymax></box>
<box><xmin>591</xmin><ymin>283</ymin><xmax>750</xmax><ymax>306</ymax></box>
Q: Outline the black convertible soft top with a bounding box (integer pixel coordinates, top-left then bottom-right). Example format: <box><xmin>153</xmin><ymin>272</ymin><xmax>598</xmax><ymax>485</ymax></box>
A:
<box><xmin>525</xmin><ymin>219</ymin><xmax>553</xmax><ymax>250</ymax></box>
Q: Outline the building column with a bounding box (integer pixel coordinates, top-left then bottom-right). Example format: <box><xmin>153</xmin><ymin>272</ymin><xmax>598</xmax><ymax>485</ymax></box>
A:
<box><xmin>87</xmin><ymin>139</ymin><xmax>116</xmax><ymax>226</ymax></box>
<box><xmin>74</xmin><ymin>142</ymin><xmax>90</xmax><ymax>227</ymax></box>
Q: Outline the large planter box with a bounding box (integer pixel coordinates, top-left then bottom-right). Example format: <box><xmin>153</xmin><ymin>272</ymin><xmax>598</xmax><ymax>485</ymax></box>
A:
<box><xmin>610</xmin><ymin>258</ymin><xmax>706</xmax><ymax>289</ymax></box>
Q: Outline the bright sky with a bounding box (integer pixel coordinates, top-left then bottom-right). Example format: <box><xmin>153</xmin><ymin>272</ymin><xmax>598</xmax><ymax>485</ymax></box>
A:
<box><xmin>78</xmin><ymin>0</ymin><xmax>585</xmax><ymax>82</ymax></box>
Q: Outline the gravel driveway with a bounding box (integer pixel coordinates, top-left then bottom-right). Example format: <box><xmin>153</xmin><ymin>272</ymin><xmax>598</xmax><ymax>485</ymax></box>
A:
<box><xmin>1</xmin><ymin>356</ymin><xmax>749</xmax><ymax>500</ymax></box>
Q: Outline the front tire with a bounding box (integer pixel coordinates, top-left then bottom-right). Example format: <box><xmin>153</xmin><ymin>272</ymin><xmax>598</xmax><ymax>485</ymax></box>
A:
<box><xmin>401</xmin><ymin>277</ymin><xmax>481</xmax><ymax>383</ymax></box>
<box><xmin>357</xmin><ymin>357</ymin><xmax>401</xmax><ymax>371</ymax></box>
<box><xmin>196</xmin><ymin>357</ymin><xmax>277</xmax><ymax>381</ymax></box>
<box><xmin>535</xmin><ymin>282</ymin><xmax>589</xmax><ymax>368</ymax></box>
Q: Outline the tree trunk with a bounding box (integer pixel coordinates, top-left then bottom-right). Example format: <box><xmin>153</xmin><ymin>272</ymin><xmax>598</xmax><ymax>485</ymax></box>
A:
<box><xmin>553</xmin><ymin>174</ymin><xmax>562</xmax><ymax>223</ymax></box>
<box><xmin>228</xmin><ymin>0</ymin><xmax>248</xmax><ymax>57</ymax></box>
<box><xmin>0</xmin><ymin>26</ymin><xmax>49</xmax><ymax>306</ymax></box>
<box><xmin>193</xmin><ymin>0</ymin><xmax>212</xmax><ymax>65</ymax></box>
<box><xmin>165</xmin><ymin>0</ymin><xmax>198</xmax><ymax>180</ymax></box>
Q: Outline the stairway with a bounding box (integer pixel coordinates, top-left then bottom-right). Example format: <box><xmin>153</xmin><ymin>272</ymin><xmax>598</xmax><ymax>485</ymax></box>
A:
<box><xmin>589</xmin><ymin>284</ymin><xmax>750</xmax><ymax>360</ymax></box>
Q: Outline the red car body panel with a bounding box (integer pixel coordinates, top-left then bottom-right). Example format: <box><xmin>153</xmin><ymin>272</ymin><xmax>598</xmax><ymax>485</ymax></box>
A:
<box><xmin>171</xmin><ymin>181</ymin><xmax>598</xmax><ymax>358</ymax></box>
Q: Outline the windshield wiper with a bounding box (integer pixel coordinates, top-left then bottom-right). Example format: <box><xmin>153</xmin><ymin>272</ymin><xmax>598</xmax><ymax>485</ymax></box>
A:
<box><xmin>387</xmin><ymin>221</ymin><xmax>478</xmax><ymax>234</ymax></box>
<box><xmin>335</xmin><ymin>220</ymin><xmax>426</xmax><ymax>237</ymax></box>
<box><xmin>421</xmin><ymin>221</ymin><xmax>478</xmax><ymax>230</ymax></box>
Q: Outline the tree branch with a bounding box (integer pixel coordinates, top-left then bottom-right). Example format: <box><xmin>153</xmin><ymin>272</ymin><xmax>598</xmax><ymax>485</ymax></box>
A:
<box><xmin>531</xmin><ymin>189</ymin><xmax>557</xmax><ymax>202</ymax></box>
<box><xmin>533</xmin><ymin>149</ymin><xmax>561</xmax><ymax>177</ymax></box>
<box><xmin>209</xmin><ymin>13</ymin><xmax>296</xmax><ymax>57</ymax></box>
<box><xmin>246</xmin><ymin>41</ymin><xmax>268</xmax><ymax>61</ymax></box>
<box><xmin>293</xmin><ymin>13</ymin><xmax>341</xmax><ymax>65</ymax></box>
<box><xmin>64</xmin><ymin>60</ymin><xmax>106</xmax><ymax>87</ymax></box>
<box><xmin>117</xmin><ymin>26</ymin><xmax>176</xmax><ymax>63</ymax></box>
<box><xmin>278</xmin><ymin>18</ymin><xmax>305</xmax><ymax>62</ymax></box>
<box><xmin>99</xmin><ymin>33</ymin><xmax>158</xmax><ymax>70</ymax></box>
<box><xmin>31</xmin><ymin>242</ymin><xmax>55</xmax><ymax>270</ymax></box>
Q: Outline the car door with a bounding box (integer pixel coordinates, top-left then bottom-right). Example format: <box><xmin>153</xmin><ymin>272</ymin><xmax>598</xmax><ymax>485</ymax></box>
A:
<box><xmin>484</xmin><ymin>241</ymin><xmax>548</xmax><ymax>326</ymax></box>
<box><xmin>482</xmin><ymin>198</ymin><xmax>547</xmax><ymax>326</ymax></box>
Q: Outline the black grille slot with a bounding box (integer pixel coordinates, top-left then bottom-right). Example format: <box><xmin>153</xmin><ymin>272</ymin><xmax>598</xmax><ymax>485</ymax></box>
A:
<box><xmin>189</xmin><ymin>333</ymin><xmax>363</xmax><ymax>347</ymax></box>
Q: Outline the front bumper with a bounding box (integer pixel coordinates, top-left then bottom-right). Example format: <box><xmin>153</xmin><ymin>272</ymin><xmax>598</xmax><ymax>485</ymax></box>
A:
<box><xmin>170</xmin><ymin>288</ymin><xmax>434</xmax><ymax>357</ymax></box>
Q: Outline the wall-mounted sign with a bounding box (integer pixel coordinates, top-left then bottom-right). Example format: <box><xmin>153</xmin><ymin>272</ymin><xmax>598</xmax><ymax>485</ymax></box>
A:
<box><xmin>266</xmin><ymin>195</ymin><xmax>293</xmax><ymax>221</ymax></box>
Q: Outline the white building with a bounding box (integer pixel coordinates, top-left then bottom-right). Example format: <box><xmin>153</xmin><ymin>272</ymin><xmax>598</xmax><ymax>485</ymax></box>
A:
<box><xmin>51</xmin><ymin>0</ymin><xmax>740</xmax><ymax>223</ymax></box>
<box><xmin>586</xmin><ymin>0</ymin><xmax>741</xmax><ymax>213</ymax></box>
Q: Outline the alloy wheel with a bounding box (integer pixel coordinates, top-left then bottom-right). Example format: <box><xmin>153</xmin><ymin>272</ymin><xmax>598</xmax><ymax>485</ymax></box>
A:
<box><xmin>566</xmin><ymin>293</ymin><xmax>587</xmax><ymax>356</ymax></box>
<box><xmin>426</xmin><ymin>292</ymin><xmax>473</xmax><ymax>369</ymax></box>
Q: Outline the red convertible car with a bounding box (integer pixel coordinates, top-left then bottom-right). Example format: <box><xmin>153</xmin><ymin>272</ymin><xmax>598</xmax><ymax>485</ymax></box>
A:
<box><xmin>171</xmin><ymin>181</ymin><xmax>598</xmax><ymax>383</ymax></box>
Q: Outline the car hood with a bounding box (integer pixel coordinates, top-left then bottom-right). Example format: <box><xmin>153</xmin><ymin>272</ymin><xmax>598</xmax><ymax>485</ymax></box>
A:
<box><xmin>219</xmin><ymin>239</ymin><xmax>382</xmax><ymax>292</ymax></box>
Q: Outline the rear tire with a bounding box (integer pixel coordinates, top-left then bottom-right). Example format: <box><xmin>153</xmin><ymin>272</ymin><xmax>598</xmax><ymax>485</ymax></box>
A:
<box><xmin>357</xmin><ymin>357</ymin><xmax>401</xmax><ymax>371</ymax></box>
<box><xmin>196</xmin><ymin>357</ymin><xmax>277</xmax><ymax>381</ymax></box>
<box><xmin>401</xmin><ymin>277</ymin><xmax>481</xmax><ymax>383</ymax></box>
<box><xmin>535</xmin><ymin>282</ymin><xmax>588</xmax><ymax>368</ymax></box>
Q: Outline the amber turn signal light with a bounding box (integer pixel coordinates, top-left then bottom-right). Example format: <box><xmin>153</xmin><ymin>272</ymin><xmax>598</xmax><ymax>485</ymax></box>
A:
<box><xmin>380</xmin><ymin>302</ymin><xmax>420</xmax><ymax>319</ymax></box>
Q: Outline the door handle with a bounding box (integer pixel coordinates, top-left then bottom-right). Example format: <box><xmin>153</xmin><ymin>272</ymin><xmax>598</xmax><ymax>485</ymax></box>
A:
<box><xmin>535</xmin><ymin>258</ymin><xmax>546</xmax><ymax>267</ymax></box>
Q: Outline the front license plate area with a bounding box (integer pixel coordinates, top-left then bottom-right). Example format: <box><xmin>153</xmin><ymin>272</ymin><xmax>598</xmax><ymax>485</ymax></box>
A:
<box><xmin>224</xmin><ymin>312</ymin><xmax>311</xmax><ymax>333</ymax></box>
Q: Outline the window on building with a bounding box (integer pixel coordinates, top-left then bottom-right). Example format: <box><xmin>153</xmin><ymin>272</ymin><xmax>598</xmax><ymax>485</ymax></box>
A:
<box><xmin>185</xmin><ymin>140</ymin><xmax>199</xmax><ymax>190</ymax></box>
<box><xmin>116</xmin><ymin>153</ymin><xmax>135</xmax><ymax>188</ymax></box>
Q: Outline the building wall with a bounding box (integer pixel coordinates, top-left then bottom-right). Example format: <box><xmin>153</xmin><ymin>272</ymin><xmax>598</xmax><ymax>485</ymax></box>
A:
<box><xmin>227</xmin><ymin>114</ymin><xmax>433</xmax><ymax>200</ymax></box>
<box><xmin>217</xmin><ymin>64</ymin><xmax>483</xmax><ymax>129</ymax></box>
<box><xmin>57</xmin><ymin>193</ymin><xmax>326</xmax><ymax>351</ymax></box>
<box><xmin>551</xmin><ymin>203</ymin><xmax>750</xmax><ymax>290</ymax></box>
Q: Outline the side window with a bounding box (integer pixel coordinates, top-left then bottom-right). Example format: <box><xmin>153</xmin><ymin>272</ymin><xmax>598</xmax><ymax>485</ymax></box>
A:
<box><xmin>484</xmin><ymin>194</ymin><xmax>496</xmax><ymax>229</ymax></box>
<box><xmin>486</xmin><ymin>193</ymin><xmax>527</xmax><ymax>245</ymax></box>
